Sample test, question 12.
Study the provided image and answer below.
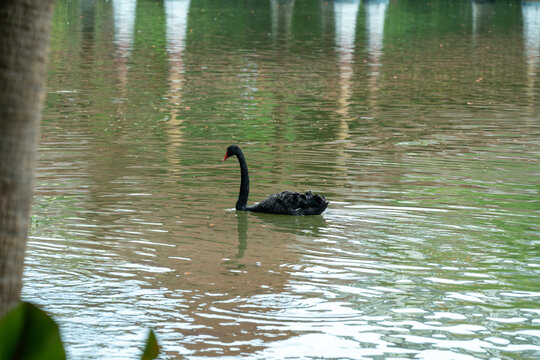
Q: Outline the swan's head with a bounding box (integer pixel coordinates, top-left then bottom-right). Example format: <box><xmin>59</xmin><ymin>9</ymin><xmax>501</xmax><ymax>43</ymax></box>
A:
<box><xmin>223</xmin><ymin>145</ymin><xmax>242</xmax><ymax>162</ymax></box>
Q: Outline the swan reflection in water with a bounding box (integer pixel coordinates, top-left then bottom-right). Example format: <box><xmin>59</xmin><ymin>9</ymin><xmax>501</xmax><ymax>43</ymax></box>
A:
<box><xmin>235</xmin><ymin>211</ymin><xmax>328</xmax><ymax>259</ymax></box>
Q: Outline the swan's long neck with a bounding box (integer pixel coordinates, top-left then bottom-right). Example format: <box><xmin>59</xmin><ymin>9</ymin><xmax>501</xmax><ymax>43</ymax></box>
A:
<box><xmin>235</xmin><ymin>151</ymin><xmax>249</xmax><ymax>211</ymax></box>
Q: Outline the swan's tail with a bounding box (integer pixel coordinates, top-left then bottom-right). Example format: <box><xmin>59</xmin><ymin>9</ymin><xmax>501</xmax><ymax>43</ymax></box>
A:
<box><xmin>302</xmin><ymin>191</ymin><xmax>328</xmax><ymax>215</ymax></box>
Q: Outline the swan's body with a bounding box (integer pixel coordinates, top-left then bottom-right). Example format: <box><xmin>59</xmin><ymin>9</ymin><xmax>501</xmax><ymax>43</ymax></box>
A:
<box><xmin>223</xmin><ymin>145</ymin><xmax>328</xmax><ymax>215</ymax></box>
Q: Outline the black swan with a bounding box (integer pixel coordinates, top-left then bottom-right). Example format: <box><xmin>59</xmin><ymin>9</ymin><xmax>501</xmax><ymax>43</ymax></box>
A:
<box><xmin>222</xmin><ymin>145</ymin><xmax>328</xmax><ymax>215</ymax></box>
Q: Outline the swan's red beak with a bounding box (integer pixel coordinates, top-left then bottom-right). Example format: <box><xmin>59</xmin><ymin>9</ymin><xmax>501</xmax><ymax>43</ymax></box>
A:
<box><xmin>222</xmin><ymin>153</ymin><xmax>229</xmax><ymax>162</ymax></box>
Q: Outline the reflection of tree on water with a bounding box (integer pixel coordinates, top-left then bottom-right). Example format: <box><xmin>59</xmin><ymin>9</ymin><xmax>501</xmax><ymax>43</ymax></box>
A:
<box><xmin>112</xmin><ymin>0</ymin><xmax>136</xmax><ymax>58</ymax></box>
<box><xmin>522</xmin><ymin>0</ymin><xmax>540</xmax><ymax>113</ymax></box>
<box><xmin>365</xmin><ymin>0</ymin><xmax>389</xmax><ymax>109</ymax></box>
<box><xmin>164</xmin><ymin>0</ymin><xmax>190</xmax><ymax>172</ymax></box>
<box><xmin>270</xmin><ymin>0</ymin><xmax>295</xmax><ymax>41</ymax></box>
<box><xmin>472</xmin><ymin>0</ymin><xmax>495</xmax><ymax>37</ymax></box>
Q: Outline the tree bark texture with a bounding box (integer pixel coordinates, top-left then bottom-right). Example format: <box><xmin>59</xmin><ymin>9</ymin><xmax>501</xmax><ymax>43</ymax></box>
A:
<box><xmin>0</xmin><ymin>0</ymin><xmax>56</xmax><ymax>316</ymax></box>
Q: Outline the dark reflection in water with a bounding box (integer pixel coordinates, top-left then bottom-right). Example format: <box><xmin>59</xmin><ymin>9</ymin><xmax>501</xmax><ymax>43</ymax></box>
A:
<box><xmin>251</xmin><ymin>212</ymin><xmax>328</xmax><ymax>237</ymax></box>
<box><xmin>23</xmin><ymin>0</ymin><xmax>540</xmax><ymax>358</ymax></box>
<box><xmin>236</xmin><ymin>212</ymin><xmax>248</xmax><ymax>258</ymax></box>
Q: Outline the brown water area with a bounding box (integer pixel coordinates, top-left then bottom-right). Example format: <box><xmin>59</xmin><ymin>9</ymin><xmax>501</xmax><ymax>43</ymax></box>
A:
<box><xmin>23</xmin><ymin>0</ymin><xmax>539</xmax><ymax>358</ymax></box>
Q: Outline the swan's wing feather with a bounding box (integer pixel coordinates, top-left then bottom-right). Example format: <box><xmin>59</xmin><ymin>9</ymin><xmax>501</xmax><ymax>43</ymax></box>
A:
<box><xmin>248</xmin><ymin>191</ymin><xmax>328</xmax><ymax>215</ymax></box>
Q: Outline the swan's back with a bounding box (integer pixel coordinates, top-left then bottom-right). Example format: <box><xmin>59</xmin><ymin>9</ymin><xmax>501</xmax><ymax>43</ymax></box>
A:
<box><xmin>247</xmin><ymin>191</ymin><xmax>328</xmax><ymax>215</ymax></box>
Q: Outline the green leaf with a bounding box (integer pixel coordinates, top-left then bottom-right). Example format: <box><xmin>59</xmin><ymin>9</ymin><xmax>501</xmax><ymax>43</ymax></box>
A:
<box><xmin>141</xmin><ymin>329</ymin><xmax>159</xmax><ymax>360</ymax></box>
<box><xmin>0</xmin><ymin>301</ymin><xmax>65</xmax><ymax>360</ymax></box>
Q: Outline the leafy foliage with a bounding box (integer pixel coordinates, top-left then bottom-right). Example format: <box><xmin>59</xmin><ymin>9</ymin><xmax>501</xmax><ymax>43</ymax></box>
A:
<box><xmin>0</xmin><ymin>302</ymin><xmax>159</xmax><ymax>360</ymax></box>
<box><xmin>0</xmin><ymin>302</ymin><xmax>65</xmax><ymax>360</ymax></box>
<box><xmin>141</xmin><ymin>329</ymin><xmax>160</xmax><ymax>360</ymax></box>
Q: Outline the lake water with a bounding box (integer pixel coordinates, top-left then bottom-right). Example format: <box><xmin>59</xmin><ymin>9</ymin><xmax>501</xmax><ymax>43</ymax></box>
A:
<box><xmin>22</xmin><ymin>0</ymin><xmax>540</xmax><ymax>359</ymax></box>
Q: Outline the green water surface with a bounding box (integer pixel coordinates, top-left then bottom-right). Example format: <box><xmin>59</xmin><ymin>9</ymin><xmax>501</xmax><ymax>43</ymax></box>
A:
<box><xmin>23</xmin><ymin>0</ymin><xmax>540</xmax><ymax>358</ymax></box>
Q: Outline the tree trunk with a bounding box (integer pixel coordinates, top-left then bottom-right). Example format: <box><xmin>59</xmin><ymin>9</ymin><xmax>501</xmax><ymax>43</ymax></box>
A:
<box><xmin>0</xmin><ymin>0</ymin><xmax>56</xmax><ymax>316</ymax></box>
